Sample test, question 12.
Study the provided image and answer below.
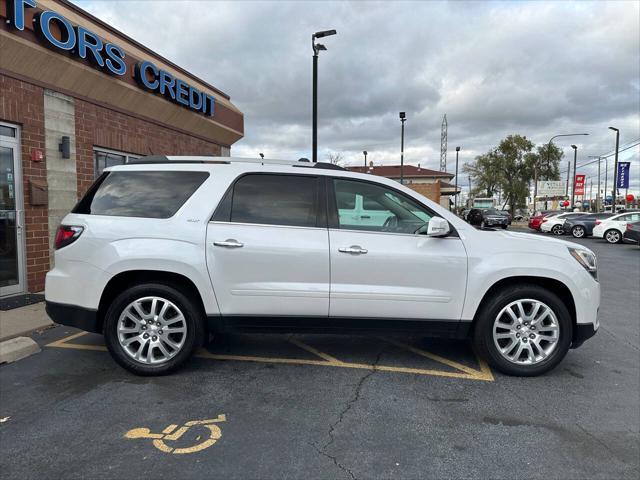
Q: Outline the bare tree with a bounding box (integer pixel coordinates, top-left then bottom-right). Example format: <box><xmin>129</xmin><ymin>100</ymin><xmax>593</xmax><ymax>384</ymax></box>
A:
<box><xmin>327</xmin><ymin>152</ymin><xmax>343</xmax><ymax>165</ymax></box>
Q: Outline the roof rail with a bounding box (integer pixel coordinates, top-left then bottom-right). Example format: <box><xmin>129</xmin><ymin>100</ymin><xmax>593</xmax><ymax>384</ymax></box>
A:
<box><xmin>127</xmin><ymin>156</ymin><xmax>345</xmax><ymax>170</ymax></box>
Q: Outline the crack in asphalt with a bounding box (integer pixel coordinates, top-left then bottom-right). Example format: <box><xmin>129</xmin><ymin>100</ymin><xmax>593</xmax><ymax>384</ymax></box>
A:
<box><xmin>311</xmin><ymin>348</ymin><xmax>386</xmax><ymax>480</ymax></box>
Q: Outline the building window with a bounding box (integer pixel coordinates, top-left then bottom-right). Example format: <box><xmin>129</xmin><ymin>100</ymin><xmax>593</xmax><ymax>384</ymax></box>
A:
<box><xmin>93</xmin><ymin>148</ymin><xmax>140</xmax><ymax>177</ymax></box>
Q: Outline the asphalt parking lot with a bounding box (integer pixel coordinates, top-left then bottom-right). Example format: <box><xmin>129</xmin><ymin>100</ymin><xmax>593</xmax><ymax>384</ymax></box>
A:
<box><xmin>1</xmin><ymin>234</ymin><xmax>638</xmax><ymax>479</ymax></box>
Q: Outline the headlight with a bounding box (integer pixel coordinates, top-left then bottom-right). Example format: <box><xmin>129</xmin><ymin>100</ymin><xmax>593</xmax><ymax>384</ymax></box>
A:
<box><xmin>568</xmin><ymin>247</ymin><xmax>598</xmax><ymax>281</ymax></box>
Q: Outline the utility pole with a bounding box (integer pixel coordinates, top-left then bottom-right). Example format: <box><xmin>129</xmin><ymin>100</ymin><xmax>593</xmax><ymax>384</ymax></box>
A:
<box><xmin>363</xmin><ymin>150</ymin><xmax>367</xmax><ymax>167</ymax></box>
<box><xmin>566</xmin><ymin>160</ymin><xmax>571</xmax><ymax>197</ymax></box>
<box><xmin>399</xmin><ymin>112</ymin><xmax>406</xmax><ymax>184</ymax></box>
<box><xmin>604</xmin><ymin>156</ymin><xmax>608</xmax><ymax>211</ymax></box>
<box><xmin>454</xmin><ymin>147</ymin><xmax>461</xmax><ymax>212</ymax></box>
<box><xmin>597</xmin><ymin>157</ymin><xmax>601</xmax><ymax>212</ymax></box>
<box><xmin>571</xmin><ymin>145</ymin><xmax>578</xmax><ymax>209</ymax></box>
<box><xmin>609</xmin><ymin>127</ymin><xmax>620</xmax><ymax>211</ymax></box>
<box><xmin>311</xmin><ymin>29</ymin><xmax>337</xmax><ymax>163</ymax></box>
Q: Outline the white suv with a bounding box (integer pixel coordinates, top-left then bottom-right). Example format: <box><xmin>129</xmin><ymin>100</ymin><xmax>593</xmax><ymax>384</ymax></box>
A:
<box><xmin>45</xmin><ymin>157</ymin><xmax>600</xmax><ymax>376</ymax></box>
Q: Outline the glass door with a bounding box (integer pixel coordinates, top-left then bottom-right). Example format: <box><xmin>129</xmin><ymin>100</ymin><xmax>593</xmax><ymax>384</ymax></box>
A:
<box><xmin>0</xmin><ymin>124</ymin><xmax>25</xmax><ymax>297</ymax></box>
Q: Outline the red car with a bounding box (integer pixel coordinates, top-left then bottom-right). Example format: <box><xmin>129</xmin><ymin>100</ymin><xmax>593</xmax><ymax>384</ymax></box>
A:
<box><xmin>528</xmin><ymin>211</ymin><xmax>560</xmax><ymax>231</ymax></box>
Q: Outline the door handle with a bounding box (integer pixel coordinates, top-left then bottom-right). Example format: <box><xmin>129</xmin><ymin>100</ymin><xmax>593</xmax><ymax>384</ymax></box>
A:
<box><xmin>213</xmin><ymin>239</ymin><xmax>244</xmax><ymax>248</ymax></box>
<box><xmin>338</xmin><ymin>246</ymin><xmax>368</xmax><ymax>254</ymax></box>
<box><xmin>360</xmin><ymin>215</ymin><xmax>371</xmax><ymax>219</ymax></box>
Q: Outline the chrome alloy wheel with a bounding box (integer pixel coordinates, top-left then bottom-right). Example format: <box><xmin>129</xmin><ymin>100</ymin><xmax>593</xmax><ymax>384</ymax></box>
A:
<box><xmin>552</xmin><ymin>224</ymin><xmax>564</xmax><ymax>235</ymax></box>
<box><xmin>117</xmin><ymin>296</ymin><xmax>187</xmax><ymax>365</ymax></box>
<box><xmin>605</xmin><ymin>230</ymin><xmax>621</xmax><ymax>243</ymax></box>
<box><xmin>572</xmin><ymin>226</ymin><xmax>585</xmax><ymax>238</ymax></box>
<box><xmin>492</xmin><ymin>299</ymin><xmax>560</xmax><ymax>365</ymax></box>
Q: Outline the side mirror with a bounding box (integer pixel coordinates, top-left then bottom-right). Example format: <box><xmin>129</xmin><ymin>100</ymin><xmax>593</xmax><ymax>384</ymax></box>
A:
<box><xmin>427</xmin><ymin>217</ymin><xmax>450</xmax><ymax>237</ymax></box>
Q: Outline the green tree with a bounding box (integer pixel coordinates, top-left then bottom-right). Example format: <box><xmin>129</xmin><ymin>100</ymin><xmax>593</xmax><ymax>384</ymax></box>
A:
<box><xmin>525</xmin><ymin>143</ymin><xmax>564</xmax><ymax>182</ymax></box>
<box><xmin>463</xmin><ymin>150</ymin><xmax>503</xmax><ymax>198</ymax></box>
<box><xmin>495</xmin><ymin>135</ymin><xmax>535</xmax><ymax>214</ymax></box>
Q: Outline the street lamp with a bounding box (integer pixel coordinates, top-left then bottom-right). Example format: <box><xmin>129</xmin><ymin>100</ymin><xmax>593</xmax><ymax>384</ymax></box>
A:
<box><xmin>609</xmin><ymin>126</ymin><xmax>620</xmax><ymax>211</ymax></box>
<box><xmin>399</xmin><ymin>112</ymin><xmax>406</xmax><ymax>184</ymax></box>
<box><xmin>363</xmin><ymin>150</ymin><xmax>368</xmax><ymax>167</ymax></box>
<box><xmin>571</xmin><ymin>145</ymin><xmax>578</xmax><ymax>209</ymax></box>
<box><xmin>311</xmin><ymin>29</ymin><xmax>337</xmax><ymax>163</ymax></box>
<box><xmin>259</xmin><ymin>153</ymin><xmax>264</xmax><ymax>160</ymax></box>
<box><xmin>454</xmin><ymin>146</ymin><xmax>461</xmax><ymax>212</ymax></box>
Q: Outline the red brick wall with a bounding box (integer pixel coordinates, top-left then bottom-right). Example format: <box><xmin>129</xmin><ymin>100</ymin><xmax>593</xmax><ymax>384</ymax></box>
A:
<box><xmin>0</xmin><ymin>74</ymin><xmax>48</xmax><ymax>292</ymax></box>
<box><xmin>75</xmin><ymin>100</ymin><xmax>223</xmax><ymax>197</ymax></box>
<box><xmin>408</xmin><ymin>182</ymin><xmax>441</xmax><ymax>204</ymax></box>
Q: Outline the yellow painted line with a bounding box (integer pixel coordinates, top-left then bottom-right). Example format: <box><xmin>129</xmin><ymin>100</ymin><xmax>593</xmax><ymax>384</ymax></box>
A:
<box><xmin>46</xmin><ymin>331</ymin><xmax>107</xmax><ymax>351</ymax></box>
<box><xmin>47</xmin><ymin>331</ymin><xmax>493</xmax><ymax>381</ymax></box>
<box><xmin>382</xmin><ymin>337</ymin><xmax>491</xmax><ymax>379</ymax></box>
<box><xmin>288</xmin><ymin>338</ymin><xmax>345</xmax><ymax>364</ymax></box>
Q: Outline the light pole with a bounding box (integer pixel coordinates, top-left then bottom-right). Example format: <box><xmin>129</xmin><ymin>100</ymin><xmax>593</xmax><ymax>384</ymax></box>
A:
<box><xmin>604</xmin><ymin>156</ymin><xmax>608</xmax><ymax>210</ymax></box>
<box><xmin>571</xmin><ymin>145</ymin><xmax>578</xmax><ymax>209</ymax></box>
<box><xmin>565</xmin><ymin>160</ymin><xmax>571</xmax><ymax>198</ymax></box>
<box><xmin>363</xmin><ymin>150</ymin><xmax>367</xmax><ymax>167</ymax></box>
<box><xmin>609</xmin><ymin>127</ymin><xmax>620</xmax><ymax>211</ymax></box>
<box><xmin>259</xmin><ymin>153</ymin><xmax>264</xmax><ymax>160</ymax></box>
<box><xmin>399</xmin><ymin>112</ymin><xmax>406</xmax><ymax>184</ymax></box>
<box><xmin>454</xmin><ymin>146</ymin><xmax>461</xmax><ymax>212</ymax></box>
<box><xmin>588</xmin><ymin>155</ymin><xmax>602</xmax><ymax>212</ymax></box>
<box><xmin>311</xmin><ymin>29</ymin><xmax>337</xmax><ymax>163</ymax></box>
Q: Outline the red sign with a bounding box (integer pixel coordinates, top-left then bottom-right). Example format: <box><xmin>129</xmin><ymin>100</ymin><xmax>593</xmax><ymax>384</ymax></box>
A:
<box><xmin>574</xmin><ymin>174</ymin><xmax>586</xmax><ymax>195</ymax></box>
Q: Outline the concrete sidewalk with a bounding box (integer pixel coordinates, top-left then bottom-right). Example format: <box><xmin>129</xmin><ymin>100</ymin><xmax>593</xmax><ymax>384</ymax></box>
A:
<box><xmin>0</xmin><ymin>303</ymin><xmax>53</xmax><ymax>342</ymax></box>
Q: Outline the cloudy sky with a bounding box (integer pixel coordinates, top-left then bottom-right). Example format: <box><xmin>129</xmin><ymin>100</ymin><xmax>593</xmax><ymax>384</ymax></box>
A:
<box><xmin>77</xmin><ymin>0</ymin><xmax>640</xmax><ymax>194</ymax></box>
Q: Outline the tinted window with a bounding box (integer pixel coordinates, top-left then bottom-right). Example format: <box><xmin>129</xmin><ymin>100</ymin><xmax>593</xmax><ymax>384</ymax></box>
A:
<box><xmin>333</xmin><ymin>179</ymin><xmax>432</xmax><ymax>233</ymax></box>
<box><xmin>73</xmin><ymin>171</ymin><xmax>209</xmax><ymax>218</ymax></box>
<box><xmin>230</xmin><ymin>174</ymin><xmax>318</xmax><ymax>227</ymax></box>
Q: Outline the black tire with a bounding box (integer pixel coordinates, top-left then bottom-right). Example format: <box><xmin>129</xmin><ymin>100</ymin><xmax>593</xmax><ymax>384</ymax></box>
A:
<box><xmin>551</xmin><ymin>224</ymin><xmax>564</xmax><ymax>235</ymax></box>
<box><xmin>572</xmin><ymin>225</ymin><xmax>585</xmax><ymax>238</ymax></box>
<box><xmin>604</xmin><ymin>229</ymin><xmax>621</xmax><ymax>244</ymax></box>
<box><xmin>472</xmin><ymin>284</ymin><xmax>572</xmax><ymax>376</ymax></box>
<box><xmin>104</xmin><ymin>283</ymin><xmax>205</xmax><ymax>376</ymax></box>
<box><xmin>501</xmin><ymin>225</ymin><xmax>508</xmax><ymax>229</ymax></box>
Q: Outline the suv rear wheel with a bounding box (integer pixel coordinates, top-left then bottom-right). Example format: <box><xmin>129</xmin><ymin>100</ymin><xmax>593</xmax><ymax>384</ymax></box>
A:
<box><xmin>104</xmin><ymin>283</ymin><xmax>204</xmax><ymax>375</ymax></box>
<box><xmin>473</xmin><ymin>284</ymin><xmax>572</xmax><ymax>376</ymax></box>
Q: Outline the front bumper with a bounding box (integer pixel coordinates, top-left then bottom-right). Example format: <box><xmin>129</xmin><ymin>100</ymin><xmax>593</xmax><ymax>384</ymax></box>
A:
<box><xmin>46</xmin><ymin>301</ymin><xmax>101</xmax><ymax>334</ymax></box>
<box><xmin>572</xmin><ymin>322</ymin><xmax>598</xmax><ymax>349</ymax></box>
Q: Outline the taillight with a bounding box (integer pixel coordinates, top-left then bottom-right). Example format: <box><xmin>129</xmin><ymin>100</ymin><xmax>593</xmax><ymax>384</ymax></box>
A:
<box><xmin>54</xmin><ymin>225</ymin><xmax>84</xmax><ymax>250</ymax></box>
<box><xmin>595</xmin><ymin>220</ymin><xmax>601</xmax><ymax>226</ymax></box>
<box><xmin>542</xmin><ymin>218</ymin><xmax>548</xmax><ymax>223</ymax></box>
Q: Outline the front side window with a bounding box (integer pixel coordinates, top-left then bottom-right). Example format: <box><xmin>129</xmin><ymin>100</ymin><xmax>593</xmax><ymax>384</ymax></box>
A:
<box><xmin>332</xmin><ymin>179</ymin><xmax>432</xmax><ymax>233</ymax></box>
<box><xmin>219</xmin><ymin>174</ymin><xmax>319</xmax><ymax>228</ymax></box>
<box><xmin>73</xmin><ymin>171</ymin><xmax>209</xmax><ymax>218</ymax></box>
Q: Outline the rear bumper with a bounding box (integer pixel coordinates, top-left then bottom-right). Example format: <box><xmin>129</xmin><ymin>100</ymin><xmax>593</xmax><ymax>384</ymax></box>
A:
<box><xmin>572</xmin><ymin>322</ymin><xmax>598</xmax><ymax>349</ymax></box>
<box><xmin>45</xmin><ymin>301</ymin><xmax>101</xmax><ymax>334</ymax></box>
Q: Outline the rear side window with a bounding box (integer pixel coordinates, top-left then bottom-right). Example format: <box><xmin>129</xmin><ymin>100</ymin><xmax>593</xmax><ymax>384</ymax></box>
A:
<box><xmin>73</xmin><ymin>171</ymin><xmax>209</xmax><ymax>218</ymax></box>
<box><xmin>214</xmin><ymin>174</ymin><xmax>319</xmax><ymax>227</ymax></box>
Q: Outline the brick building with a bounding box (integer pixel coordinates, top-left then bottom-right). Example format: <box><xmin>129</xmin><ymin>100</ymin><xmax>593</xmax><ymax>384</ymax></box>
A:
<box><xmin>345</xmin><ymin>164</ymin><xmax>460</xmax><ymax>208</ymax></box>
<box><xmin>0</xmin><ymin>0</ymin><xmax>244</xmax><ymax>297</ymax></box>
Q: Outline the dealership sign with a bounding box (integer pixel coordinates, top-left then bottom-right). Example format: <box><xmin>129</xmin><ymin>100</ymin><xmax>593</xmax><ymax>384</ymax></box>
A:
<box><xmin>574</xmin><ymin>174</ymin><xmax>586</xmax><ymax>196</ymax></box>
<box><xmin>6</xmin><ymin>0</ymin><xmax>215</xmax><ymax>117</ymax></box>
<box><xmin>536</xmin><ymin>180</ymin><xmax>565</xmax><ymax>196</ymax></box>
<box><xmin>617</xmin><ymin>162</ymin><xmax>630</xmax><ymax>189</ymax></box>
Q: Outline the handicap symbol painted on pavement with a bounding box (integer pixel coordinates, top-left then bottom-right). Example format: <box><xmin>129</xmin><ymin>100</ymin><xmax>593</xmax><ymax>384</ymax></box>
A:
<box><xmin>125</xmin><ymin>414</ymin><xmax>226</xmax><ymax>454</ymax></box>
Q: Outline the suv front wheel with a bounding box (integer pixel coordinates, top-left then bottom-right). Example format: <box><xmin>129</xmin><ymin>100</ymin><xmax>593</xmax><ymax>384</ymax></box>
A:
<box><xmin>473</xmin><ymin>284</ymin><xmax>572</xmax><ymax>376</ymax></box>
<box><xmin>104</xmin><ymin>283</ymin><xmax>204</xmax><ymax>375</ymax></box>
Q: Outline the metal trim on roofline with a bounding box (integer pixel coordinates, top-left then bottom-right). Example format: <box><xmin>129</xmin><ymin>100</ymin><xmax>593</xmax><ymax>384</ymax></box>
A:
<box><xmin>127</xmin><ymin>156</ymin><xmax>345</xmax><ymax>170</ymax></box>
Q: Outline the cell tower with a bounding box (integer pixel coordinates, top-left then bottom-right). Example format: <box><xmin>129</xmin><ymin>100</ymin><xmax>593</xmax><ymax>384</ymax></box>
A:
<box><xmin>440</xmin><ymin>114</ymin><xmax>448</xmax><ymax>172</ymax></box>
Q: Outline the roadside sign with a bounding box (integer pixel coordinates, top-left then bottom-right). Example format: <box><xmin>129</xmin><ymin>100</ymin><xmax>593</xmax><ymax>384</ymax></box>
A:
<box><xmin>574</xmin><ymin>174</ymin><xmax>586</xmax><ymax>195</ymax></box>
<box><xmin>537</xmin><ymin>180</ymin><xmax>564</xmax><ymax>196</ymax></box>
<box><xmin>617</xmin><ymin>162</ymin><xmax>630</xmax><ymax>189</ymax></box>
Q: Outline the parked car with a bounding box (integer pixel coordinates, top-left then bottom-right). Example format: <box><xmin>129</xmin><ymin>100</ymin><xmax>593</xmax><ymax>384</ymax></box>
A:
<box><xmin>540</xmin><ymin>212</ymin><xmax>587</xmax><ymax>235</ymax></box>
<box><xmin>477</xmin><ymin>208</ymin><xmax>510</xmax><ymax>228</ymax></box>
<box><xmin>45</xmin><ymin>156</ymin><xmax>600</xmax><ymax>377</ymax></box>
<box><xmin>623</xmin><ymin>221</ymin><xmax>640</xmax><ymax>245</ymax></box>
<box><xmin>528</xmin><ymin>211</ymin><xmax>560</xmax><ymax>231</ymax></box>
<box><xmin>563</xmin><ymin>213</ymin><xmax>614</xmax><ymax>238</ymax></box>
<box><xmin>593</xmin><ymin>211</ymin><xmax>640</xmax><ymax>244</ymax></box>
